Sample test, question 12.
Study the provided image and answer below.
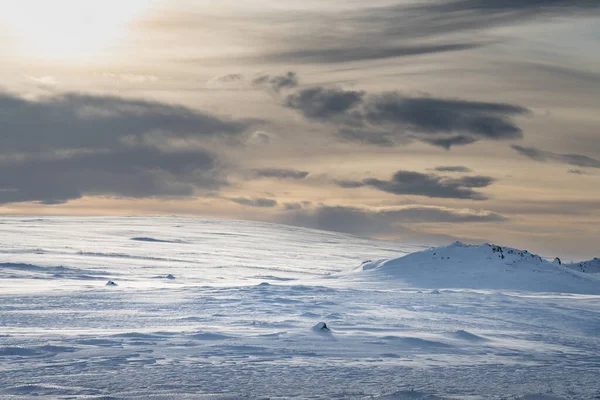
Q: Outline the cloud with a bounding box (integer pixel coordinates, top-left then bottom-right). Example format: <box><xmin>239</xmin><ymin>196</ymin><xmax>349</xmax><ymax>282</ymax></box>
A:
<box><xmin>568</xmin><ymin>169</ymin><xmax>591</xmax><ymax>175</ymax></box>
<box><xmin>246</xmin><ymin>131</ymin><xmax>273</xmax><ymax>146</ymax></box>
<box><xmin>364</xmin><ymin>92</ymin><xmax>527</xmax><ymax>139</ymax></box>
<box><xmin>211</xmin><ymin>73</ymin><xmax>244</xmax><ymax>83</ymax></box>
<box><xmin>427</xmin><ymin>0</ymin><xmax>599</xmax><ymax>14</ymax></box>
<box><xmin>252</xmin><ymin>72</ymin><xmax>299</xmax><ymax>92</ymax></box>
<box><xmin>0</xmin><ymin>92</ymin><xmax>250</xmax><ymax>153</ymax></box>
<box><xmin>253</xmin><ymin>168</ymin><xmax>309</xmax><ymax>180</ymax></box>
<box><xmin>512</xmin><ymin>145</ymin><xmax>600</xmax><ymax>168</ymax></box>
<box><xmin>228</xmin><ymin>197</ymin><xmax>278</xmax><ymax>208</ymax></box>
<box><xmin>206</xmin><ymin>73</ymin><xmax>247</xmax><ymax>89</ymax></box>
<box><xmin>366</xmin><ymin>1</ymin><xmax>600</xmax><ymax>44</ymax></box>
<box><xmin>103</xmin><ymin>73</ymin><xmax>159</xmax><ymax>83</ymax></box>
<box><xmin>0</xmin><ymin>91</ymin><xmax>255</xmax><ymax>205</ymax></box>
<box><xmin>0</xmin><ymin>147</ymin><xmax>221</xmax><ymax>205</ymax></box>
<box><xmin>242</xmin><ymin>1</ymin><xmax>597</xmax><ymax>65</ymax></box>
<box><xmin>338</xmin><ymin>128</ymin><xmax>396</xmax><ymax>146</ymax></box>
<box><xmin>26</xmin><ymin>76</ymin><xmax>58</xmax><ymax>86</ymax></box>
<box><xmin>264</xmin><ymin>43</ymin><xmax>480</xmax><ymax>64</ymax></box>
<box><xmin>336</xmin><ymin>170</ymin><xmax>495</xmax><ymax>200</ymax></box>
<box><xmin>433</xmin><ymin>166</ymin><xmax>473</xmax><ymax>173</ymax></box>
<box><xmin>281</xmin><ymin>204</ymin><xmax>506</xmax><ymax>237</ymax></box>
<box><xmin>420</xmin><ymin>136</ymin><xmax>478</xmax><ymax>149</ymax></box>
<box><xmin>382</xmin><ymin>205</ymin><xmax>507</xmax><ymax>223</ymax></box>
<box><xmin>142</xmin><ymin>1</ymin><xmax>598</xmax><ymax>67</ymax></box>
<box><xmin>285</xmin><ymin>87</ymin><xmax>364</xmax><ymax>120</ymax></box>
<box><xmin>286</xmin><ymin>87</ymin><xmax>529</xmax><ymax>148</ymax></box>
<box><xmin>283</xmin><ymin>201</ymin><xmax>312</xmax><ymax>211</ymax></box>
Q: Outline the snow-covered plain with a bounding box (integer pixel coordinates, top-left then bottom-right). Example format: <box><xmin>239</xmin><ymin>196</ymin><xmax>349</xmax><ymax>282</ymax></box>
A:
<box><xmin>1</xmin><ymin>216</ymin><xmax>599</xmax><ymax>399</ymax></box>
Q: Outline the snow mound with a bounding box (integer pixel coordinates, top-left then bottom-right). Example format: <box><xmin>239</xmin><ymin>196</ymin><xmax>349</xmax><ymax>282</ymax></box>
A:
<box><xmin>312</xmin><ymin>322</ymin><xmax>331</xmax><ymax>333</ymax></box>
<box><xmin>565</xmin><ymin>258</ymin><xmax>600</xmax><ymax>274</ymax></box>
<box><xmin>105</xmin><ymin>280</ymin><xmax>118</xmax><ymax>287</ymax></box>
<box><xmin>358</xmin><ymin>242</ymin><xmax>600</xmax><ymax>293</ymax></box>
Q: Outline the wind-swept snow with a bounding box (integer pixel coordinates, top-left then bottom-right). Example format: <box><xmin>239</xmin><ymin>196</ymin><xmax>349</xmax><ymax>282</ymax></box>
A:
<box><xmin>0</xmin><ymin>217</ymin><xmax>599</xmax><ymax>399</ymax></box>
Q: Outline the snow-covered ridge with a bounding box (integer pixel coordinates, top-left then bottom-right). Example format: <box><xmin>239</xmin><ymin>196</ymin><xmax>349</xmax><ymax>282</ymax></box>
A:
<box><xmin>565</xmin><ymin>258</ymin><xmax>600</xmax><ymax>274</ymax></box>
<box><xmin>358</xmin><ymin>241</ymin><xmax>600</xmax><ymax>293</ymax></box>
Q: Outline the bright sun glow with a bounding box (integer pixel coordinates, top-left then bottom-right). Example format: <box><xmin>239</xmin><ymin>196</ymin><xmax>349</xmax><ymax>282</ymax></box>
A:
<box><xmin>1</xmin><ymin>0</ymin><xmax>147</xmax><ymax>61</ymax></box>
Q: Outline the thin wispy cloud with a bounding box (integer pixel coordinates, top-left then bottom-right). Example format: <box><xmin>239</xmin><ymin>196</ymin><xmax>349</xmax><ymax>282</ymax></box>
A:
<box><xmin>512</xmin><ymin>145</ymin><xmax>600</xmax><ymax>169</ymax></box>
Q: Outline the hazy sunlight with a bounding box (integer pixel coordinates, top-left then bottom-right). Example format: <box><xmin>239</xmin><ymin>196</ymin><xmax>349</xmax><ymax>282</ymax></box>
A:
<box><xmin>0</xmin><ymin>0</ymin><xmax>147</xmax><ymax>61</ymax></box>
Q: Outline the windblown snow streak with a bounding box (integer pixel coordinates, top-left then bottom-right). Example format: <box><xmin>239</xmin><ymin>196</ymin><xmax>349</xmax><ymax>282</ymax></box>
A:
<box><xmin>0</xmin><ymin>217</ymin><xmax>599</xmax><ymax>399</ymax></box>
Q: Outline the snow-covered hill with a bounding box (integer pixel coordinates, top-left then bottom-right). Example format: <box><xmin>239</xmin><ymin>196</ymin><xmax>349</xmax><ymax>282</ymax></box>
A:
<box><xmin>1</xmin><ymin>217</ymin><xmax>599</xmax><ymax>399</ymax></box>
<box><xmin>565</xmin><ymin>258</ymin><xmax>600</xmax><ymax>274</ymax></box>
<box><xmin>357</xmin><ymin>242</ymin><xmax>600</xmax><ymax>293</ymax></box>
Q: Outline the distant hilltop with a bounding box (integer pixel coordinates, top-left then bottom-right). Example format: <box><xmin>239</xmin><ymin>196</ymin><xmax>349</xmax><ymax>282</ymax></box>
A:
<box><xmin>357</xmin><ymin>242</ymin><xmax>600</xmax><ymax>293</ymax></box>
<box><xmin>566</xmin><ymin>258</ymin><xmax>600</xmax><ymax>274</ymax></box>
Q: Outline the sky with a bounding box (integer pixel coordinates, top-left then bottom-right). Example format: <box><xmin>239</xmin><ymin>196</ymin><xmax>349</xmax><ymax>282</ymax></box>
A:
<box><xmin>0</xmin><ymin>0</ymin><xmax>599</xmax><ymax>260</ymax></box>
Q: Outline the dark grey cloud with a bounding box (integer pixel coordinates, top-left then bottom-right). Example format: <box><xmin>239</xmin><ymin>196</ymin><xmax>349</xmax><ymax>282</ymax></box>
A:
<box><xmin>0</xmin><ymin>148</ymin><xmax>221</xmax><ymax>205</ymax></box>
<box><xmin>0</xmin><ymin>92</ymin><xmax>250</xmax><ymax>153</ymax></box>
<box><xmin>252</xmin><ymin>72</ymin><xmax>298</xmax><ymax>92</ymax></box>
<box><xmin>338</xmin><ymin>128</ymin><xmax>396</xmax><ymax>146</ymax></box>
<box><xmin>337</xmin><ymin>170</ymin><xmax>496</xmax><ymax>200</ymax></box>
<box><xmin>434</xmin><ymin>166</ymin><xmax>473</xmax><ymax>173</ymax></box>
<box><xmin>285</xmin><ymin>87</ymin><xmax>364</xmax><ymax>120</ymax></box>
<box><xmin>284</xmin><ymin>202</ymin><xmax>304</xmax><ymax>211</ymax></box>
<box><xmin>228</xmin><ymin>197</ymin><xmax>278</xmax><ymax>208</ymax></box>
<box><xmin>282</xmin><ymin>204</ymin><xmax>506</xmax><ymax>237</ymax></box>
<box><xmin>253</xmin><ymin>168</ymin><xmax>310</xmax><ymax>180</ymax></box>
<box><xmin>420</xmin><ymin>135</ymin><xmax>478</xmax><ymax>149</ymax></box>
<box><xmin>286</xmin><ymin>87</ymin><xmax>529</xmax><ymax>148</ymax></box>
<box><xmin>364</xmin><ymin>93</ymin><xmax>527</xmax><ymax>138</ymax></box>
<box><xmin>0</xmin><ymin>91</ymin><xmax>255</xmax><ymax>205</ymax></box>
<box><xmin>512</xmin><ymin>145</ymin><xmax>600</xmax><ymax>168</ymax></box>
